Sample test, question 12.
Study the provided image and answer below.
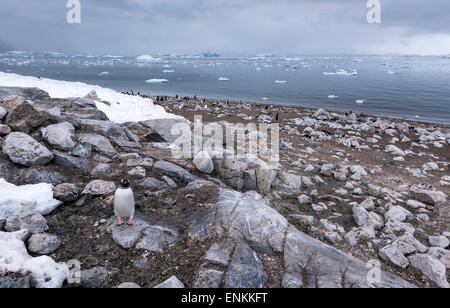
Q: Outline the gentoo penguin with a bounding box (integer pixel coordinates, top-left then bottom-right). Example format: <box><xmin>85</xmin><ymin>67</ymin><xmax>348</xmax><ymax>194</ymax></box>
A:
<box><xmin>114</xmin><ymin>179</ymin><xmax>135</xmax><ymax>226</ymax></box>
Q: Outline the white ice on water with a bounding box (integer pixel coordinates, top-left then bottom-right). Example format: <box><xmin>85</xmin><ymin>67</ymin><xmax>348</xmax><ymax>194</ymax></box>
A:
<box><xmin>0</xmin><ymin>72</ymin><xmax>182</xmax><ymax>124</ymax></box>
<box><xmin>218</xmin><ymin>77</ymin><xmax>230</xmax><ymax>81</ymax></box>
<box><xmin>0</xmin><ymin>178</ymin><xmax>62</xmax><ymax>220</ymax></box>
<box><xmin>145</xmin><ymin>78</ymin><xmax>169</xmax><ymax>83</ymax></box>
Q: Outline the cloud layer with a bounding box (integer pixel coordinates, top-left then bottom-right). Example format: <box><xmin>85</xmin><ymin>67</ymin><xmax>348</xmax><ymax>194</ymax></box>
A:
<box><xmin>1</xmin><ymin>0</ymin><xmax>449</xmax><ymax>55</ymax></box>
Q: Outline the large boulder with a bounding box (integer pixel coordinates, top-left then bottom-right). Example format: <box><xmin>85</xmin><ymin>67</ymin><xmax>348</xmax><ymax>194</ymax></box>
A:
<box><xmin>410</xmin><ymin>188</ymin><xmax>447</xmax><ymax>206</ymax></box>
<box><xmin>408</xmin><ymin>254</ymin><xmax>449</xmax><ymax>288</ymax></box>
<box><xmin>0</xmin><ymin>87</ymin><xmax>50</xmax><ymax>101</ymax></box>
<box><xmin>2</xmin><ymin>132</ymin><xmax>54</xmax><ymax>166</ymax></box>
<box><xmin>77</xmin><ymin>133</ymin><xmax>116</xmax><ymax>157</ymax></box>
<box><xmin>153</xmin><ymin>160</ymin><xmax>197</xmax><ymax>185</ymax></box>
<box><xmin>41</xmin><ymin>122</ymin><xmax>76</xmax><ymax>151</ymax></box>
<box><xmin>1</xmin><ymin>96</ymin><xmax>49</xmax><ymax>133</ymax></box>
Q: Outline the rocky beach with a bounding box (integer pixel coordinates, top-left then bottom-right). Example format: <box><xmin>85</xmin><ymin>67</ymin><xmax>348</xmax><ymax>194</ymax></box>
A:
<box><xmin>0</xmin><ymin>75</ymin><xmax>449</xmax><ymax>288</ymax></box>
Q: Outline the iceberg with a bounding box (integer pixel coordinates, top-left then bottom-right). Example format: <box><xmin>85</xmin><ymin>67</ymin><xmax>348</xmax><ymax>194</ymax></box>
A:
<box><xmin>355</xmin><ymin>99</ymin><xmax>365</xmax><ymax>104</ymax></box>
<box><xmin>275</xmin><ymin>80</ymin><xmax>287</xmax><ymax>84</ymax></box>
<box><xmin>218</xmin><ymin>77</ymin><xmax>230</xmax><ymax>81</ymax></box>
<box><xmin>163</xmin><ymin>70</ymin><xmax>175</xmax><ymax>73</ymax></box>
<box><xmin>323</xmin><ymin>69</ymin><xmax>357</xmax><ymax>76</ymax></box>
<box><xmin>145</xmin><ymin>78</ymin><xmax>169</xmax><ymax>83</ymax></box>
<box><xmin>136</xmin><ymin>55</ymin><xmax>162</xmax><ymax>62</ymax></box>
<box><xmin>328</xmin><ymin>95</ymin><xmax>339</xmax><ymax>99</ymax></box>
<box><xmin>98</xmin><ymin>71</ymin><xmax>109</xmax><ymax>76</ymax></box>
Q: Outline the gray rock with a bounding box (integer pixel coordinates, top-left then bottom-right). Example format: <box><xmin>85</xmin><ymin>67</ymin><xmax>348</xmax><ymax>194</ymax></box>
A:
<box><xmin>106</xmin><ymin>216</ymin><xmax>150</xmax><ymax>249</ymax></box>
<box><xmin>429</xmin><ymin>236</ymin><xmax>449</xmax><ymax>248</ymax></box>
<box><xmin>0</xmin><ymin>219</ymin><xmax>5</xmax><ymax>231</ymax></box>
<box><xmin>52</xmin><ymin>150</ymin><xmax>88</xmax><ymax>172</ymax></box>
<box><xmin>91</xmin><ymin>163</ymin><xmax>112</xmax><ymax>176</ymax></box>
<box><xmin>204</xmin><ymin>239</ymin><xmax>236</xmax><ymax>266</ymax></box>
<box><xmin>297</xmin><ymin>194</ymin><xmax>311</xmax><ymax>205</ymax></box>
<box><xmin>188</xmin><ymin>208</ymin><xmax>216</xmax><ymax>240</ymax></box>
<box><xmin>0</xmin><ymin>276</ymin><xmax>31</xmax><ymax>288</ymax></box>
<box><xmin>71</xmin><ymin>143</ymin><xmax>92</xmax><ymax>158</ymax></box>
<box><xmin>70</xmin><ymin>267</ymin><xmax>108</xmax><ymax>288</ymax></box>
<box><xmin>128</xmin><ymin>166</ymin><xmax>146</xmax><ymax>178</ymax></box>
<box><xmin>213</xmin><ymin>190</ymin><xmax>288</xmax><ymax>253</ymax></box>
<box><xmin>283</xmin><ymin>227</ymin><xmax>414</xmax><ymax>288</ymax></box>
<box><xmin>153</xmin><ymin>275</ymin><xmax>184</xmax><ymax>288</ymax></box>
<box><xmin>153</xmin><ymin>160</ymin><xmax>197</xmax><ymax>185</ymax></box>
<box><xmin>279</xmin><ymin>172</ymin><xmax>302</xmax><ymax>190</ymax></box>
<box><xmin>2</xmin><ymin>132</ymin><xmax>54</xmax><ymax>166</ymax></box>
<box><xmin>256</xmin><ymin>168</ymin><xmax>277</xmax><ymax>194</ymax></box>
<box><xmin>41</xmin><ymin>122</ymin><xmax>76</xmax><ymax>151</ymax></box>
<box><xmin>410</xmin><ymin>188</ymin><xmax>447</xmax><ymax>206</ymax></box>
<box><xmin>225</xmin><ymin>242</ymin><xmax>268</xmax><ymax>288</ymax></box>
<box><xmin>379</xmin><ymin>244</ymin><xmax>410</xmax><ymax>269</ymax></box>
<box><xmin>1</xmin><ymin>95</ymin><xmax>49</xmax><ymax>133</ymax></box>
<box><xmin>406</xmin><ymin>200</ymin><xmax>426</xmax><ymax>209</ymax></box>
<box><xmin>0</xmin><ymin>86</ymin><xmax>50</xmax><ymax>101</ymax></box>
<box><xmin>5</xmin><ymin>212</ymin><xmax>48</xmax><ymax>233</ymax></box>
<box><xmin>117</xmin><ymin>282</ymin><xmax>140</xmax><ymax>288</ymax></box>
<box><xmin>82</xmin><ymin>180</ymin><xmax>116</xmax><ymax>196</ymax></box>
<box><xmin>408</xmin><ymin>254</ymin><xmax>449</xmax><ymax>288</ymax></box>
<box><xmin>78</xmin><ymin>133</ymin><xmax>116</xmax><ymax>157</ymax></box>
<box><xmin>17</xmin><ymin>168</ymin><xmax>68</xmax><ymax>185</ymax></box>
<box><xmin>139</xmin><ymin>177</ymin><xmax>168</xmax><ymax>191</ymax></box>
<box><xmin>136</xmin><ymin>222</ymin><xmax>179</xmax><ymax>253</ymax></box>
<box><xmin>352</xmin><ymin>205</ymin><xmax>383</xmax><ymax>230</ymax></box>
<box><xmin>193</xmin><ymin>270</ymin><xmax>224</xmax><ymax>288</ymax></box>
<box><xmin>385</xmin><ymin>206</ymin><xmax>412</xmax><ymax>222</ymax></box>
<box><xmin>243</xmin><ymin>169</ymin><xmax>258</xmax><ymax>191</ymax></box>
<box><xmin>0</xmin><ymin>124</ymin><xmax>11</xmax><ymax>136</ymax></box>
<box><xmin>0</xmin><ymin>106</ymin><xmax>7</xmax><ymax>120</ymax></box>
<box><xmin>193</xmin><ymin>151</ymin><xmax>214</xmax><ymax>174</ymax></box>
<box><xmin>0</xmin><ymin>153</ymin><xmax>15</xmax><ymax>181</ymax></box>
<box><xmin>344</xmin><ymin>226</ymin><xmax>376</xmax><ymax>247</ymax></box>
<box><xmin>27</xmin><ymin>233</ymin><xmax>61</xmax><ymax>255</ymax></box>
<box><xmin>291</xmin><ymin>214</ymin><xmax>315</xmax><ymax>226</ymax></box>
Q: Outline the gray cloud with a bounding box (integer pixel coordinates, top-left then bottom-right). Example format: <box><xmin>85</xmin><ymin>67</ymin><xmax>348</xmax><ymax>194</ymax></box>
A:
<box><xmin>0</xmin><ymin>0</ymin><xmax>449</xmax><ymax>55</ymax></box>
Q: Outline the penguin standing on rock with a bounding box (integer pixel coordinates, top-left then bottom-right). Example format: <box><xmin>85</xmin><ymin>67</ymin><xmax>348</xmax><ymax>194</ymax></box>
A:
<box><xmin>114</xmin><ymin>179</ymin><xmax>135</xmax><ymax>226</ymax></box>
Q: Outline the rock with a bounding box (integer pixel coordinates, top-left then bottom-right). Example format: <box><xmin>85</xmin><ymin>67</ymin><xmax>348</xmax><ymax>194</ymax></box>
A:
<box><xmin>256</xmin><ymin>168</ymin><xmax>277</xmax><ymax>194</ymax></box>
<box><xmin>349</xmin><ymin>165</ymin><xmax>367</xmax><ymax>177</ymax></box>
<box><xmin>382</xmin><ymin>221</ymin><xmax>415</xmax><ymax>235</ymax></box>
<box><xmin>82</xmin><ymin>180</ymin><xmax>116</xmax><ymax>196</ymax></box>
<box><xmin>225</xmin><ymin>242</ymin><xmax>268</xmax><ymax>288</ymax></box>
<box><xmin>153</xmin><ymin>160</ymin><xmax>197</xmax><ymax>185</ymax></box>
<box><xmin>0</xmin><ymin>276</ymin><xmax>31</xmax><ymax>288</ymax></box>
<box><xmin>204</xmin><ymin>239</ymin><xmax>235</xmax><ymax>266</ymax></box>
<box><xmin>379</xmin><ymin>245</ymin><xmax>410</xmax><ymax>269</ymax></box>
<box><xmin>77</xmin><ymin>119</ymin><xmax>140</xmax><ymax>148</ymax></box>
<box><xmin>427</xmin><ymin>248</ymin><xmax>450</xmax><ymax>269</ymax></box>
<box><xmin>117</xmin><ymin>282</ymin><xmax>141</xmax><ymax>288</ymax></box>
<box><xmin>297</xmin><ymin>194</ymin><xmax>311</xmax><ymax>205</ymax></box>
<box><xmin>283</xmin><ymin>227</ymin><xmax>413</xmax><ymax>288</ymax></box>
<box><xmin>408</xmin><ymin>254</ymin><xmax>449</xmax><ymax>288</ymax></box>
<box><xmin>410</xmin><ymin>188</ymin><xmax>447</xmax><ymax>206</ymax></box>
<box><xmin>325</xmin><ymin>231</ymin><xmax>342</xmax><ymax>244</ymax></box>
<box><xmin>139</xmin><ymin>177</ymin><xmax>168</xmax><ymax>191</ymax></box>
<box><xmin>0</xmin><ymin>86</ymin><xmax>50</xmax><ymax>101</ymax></box>
<box><xmin>2</xmin><ymin>132</ymin><xmax>54</xmax><ymax>166</ymax></box>
<box><xmin>27</xmin><ymin>233</ymin><xmax>61</xmax><ymax>255</ymax></box>
<box><xmin>344</xmin><ymin>226</ymin><xmax>376</xmax><ymax>246</ymax></box>
<box><xmin>193</xmin><ymin>269</ymin><xmax>224</xmax><ymax>288</ymax></box>
<box><xmin>386</xmin><ymin>145</ymin><xmax>405</xmax><ymax>156</ymax></box>
<box><xmin>5</xmin><ymin>212</ymin><xmax>48</xmax><ymax>233</ymax></box>
<box><xmin>128</xmin><ymin>166</ymin><xmax>146</xmax><ymax>178</ymax></box>
<box><xmin>243</xmin><ymin>169</ymin><xmax>258</xmax><ymax>191</ymax></box>
<box><xmin>136</xmin><ymin>222</ymin><xmax>179</xmax><ymax>253</ymax></box>
<box><xmin>422</xmin><ymin>162</ymin><xmax>439</xmax><ymax>171</ymax></box>
<box><xmin>18</xmin><ymin>168</ymin><xmax>68</xmax><ymax>185</ymax></box>
<box><xmin>40</xmin><ymin>122</ymin><xmax>76</xmax><ymax>151</ymax></box>
<box><xmin>333</xmin><ymin>171</ymin><xmax>347</xmax><ymax>181</ymax></box>
<box><xmin>0</xmin><ymin>153</ymin><xmax>15</xmax><ymax>181</ymax></box>
<box><xmin>320</xmin><ymin>164</ymin><xmax>334</xmax><ymax>176</ymax></box>
<box><xmin>417</xmin><ymin>214</ymin><xmax>430</xmax><ymax>222</ymax></box>
<box><xmin>154</xmin><ymin>276</ymin><xmax>184</xmax><ymax>288</ymax></box>
<box><xmin>0</xmin><ymin>219</ymin><xmax>5</xmax><ymax>231</ymax></box>
<box><xmin>106</xmin><ymin>216</ymin><xmax>150</xmax><ymax>249</ymax></box>
<box><xmin>0</xmin><ymin>106</ymin><xmax>7</xmax><ymax>120</ymax></box>
<box><xmin>1</xmin><ymin>96</ymin><xmax>49</xmax><ymax>133</ymax></box>
<box><xmin>429</xmin><ymin>236</ymin><xmax>449</xmax><ymax>248</ymax></box>
<box><xmin>91</xmin><ymin>163</ymin><xmax>112</xmax><ymax>176</ymax></box>
<box><xmin>279</xmin><ymin>172</ymin><xmax>302</xmax><ymax>190</ymax></box>
<box><xmin>0</xmin><ymin>124</ymin><xmax>11</xmax><ymax>136</ymax></box>
<box><xmin>193</xmin><ymin>150</ymin><xmax>214</xmax><ymax>174</ymax></box>
<box><xmin>53</xmin><ymin>183</ymin><xmax>81</xmax><ymax>202</ymax></box>
<box><xmin>213</xmin><ymin>190</ymin><xmax>288</xmax><ymax>253</ymax></box>
<box><xmin>52</xmin><ymin>150</ymin><xmax>88</xmax><ymax>172</ymax></box>
<box><xmin>360</xmin><ymin>198</ymin><xmax>375</xmax><ymax>210</ymax></box>
<box><xmin>78</xmin><ymin>133</ymin><xmax>116</xmax><ymax>157</ymax></box>
<box><xmin>352</xmin><ymin>205</ymin><xmax>383</xmax><ymax>230</ymax></box>
<box><xmin>385</xmin><ymin>206</ymin><xmax>412</xmax><ymax>222</ymax></box>
<box><xmin>70</xmin><ymin>267</ymin><xmax>108</xmax><ymax>288</ymax></box>
<box><xmin>291</xmin><ymin>215</ymin><xmax>315</xmax><ymax>226</ymax></box>
<box><xmin>406</xmin><ymin>200</ymin><xmax>426</xmax><ymax>209</ymax></box>
<box><xmin>72</xmin><ymin>143</ymin><xmax>93</xmax><ymax>158</ymax></box>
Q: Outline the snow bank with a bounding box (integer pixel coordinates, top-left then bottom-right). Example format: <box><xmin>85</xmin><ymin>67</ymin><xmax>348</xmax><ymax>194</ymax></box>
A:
<box><xmin>0</xmin><ymin>178</ymin><xmax>62</xmax><ymax>219</ymax></box>
<box><xmin>0</xmin><ymin>238</ymin><xmax>68</xmax><ymax>288</ymax></box>
<box><xmin>0</xmin><ymin>72</ymin><xmax>182</xmax><ymax>123</ymax></box>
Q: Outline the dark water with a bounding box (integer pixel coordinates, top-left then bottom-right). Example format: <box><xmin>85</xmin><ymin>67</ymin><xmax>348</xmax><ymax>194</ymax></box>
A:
<box><xmin>1</xmin><ymin>52</ymin><xmax>449</xmax><ymax>124</ymax></box>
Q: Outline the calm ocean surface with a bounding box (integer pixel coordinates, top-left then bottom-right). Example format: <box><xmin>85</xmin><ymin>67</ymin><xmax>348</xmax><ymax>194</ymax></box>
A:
<box><xmin>1</xmin><ymin>52</ymin><xmax>449</xmax><ymax>124</ymax></box>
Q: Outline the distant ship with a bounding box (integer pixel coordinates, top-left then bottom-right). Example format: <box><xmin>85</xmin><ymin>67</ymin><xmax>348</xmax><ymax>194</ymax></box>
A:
<box><xmin>203</xmin><ymin>52</ymin><xmax>220</xmax><ymax>58</ymax></box>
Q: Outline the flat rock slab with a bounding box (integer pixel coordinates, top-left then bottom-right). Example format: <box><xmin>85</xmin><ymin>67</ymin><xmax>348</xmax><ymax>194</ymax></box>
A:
<box><xmin>153</xmin><ymin>275</ymin><xmax>184</xmax><ymax>288</ymax></box>
<box><xmin>106</xmin><ymin>216</ymin><xmax>150</xmax><ymax>249</ymax></box>
<box><xmin>153</xmin><ymin>160</ymin><xmax>198</xmax><ymax>185</ymax></box>
<box><xmin>2</xmin><ymin>132</ymin><xmax>54</xmax><ymax>166</ymax></box>
<box><xmin>225</xmin><ymin>242</ymin><xmax>268</xmax><ymax>288</ymax></box>
<box><xmin>136</xmin><ymin>222</ymin><xmax>179</xmax><ymax>253</ymax></box>
<box><xmin>204</xmin><ymin>239</ymin><xmax>236</xmax><ymax>266</ymax></box>
<box><xmin>193</xmin><ymin>269</ymin><xmax>224</xmax><ymax>288</ymax></box>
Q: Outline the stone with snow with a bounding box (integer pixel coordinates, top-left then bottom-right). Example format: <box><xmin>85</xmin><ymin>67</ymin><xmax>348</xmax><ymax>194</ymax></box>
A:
<box><xmin>2</xmin><ymin>132</ymin><xmax>54</xmax><ymax>166</ymax></box>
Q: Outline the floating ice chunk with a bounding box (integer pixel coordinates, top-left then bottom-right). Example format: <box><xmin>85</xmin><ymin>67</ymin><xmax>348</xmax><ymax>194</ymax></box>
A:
<box><xmin>218</xmin><ymin>77</ymin><xmax>230</xmax><ymax>81</ymax></box>
<box><xmin>145</xmin><ymin>79</ymin><xmax>169</xmax><ymax>83</ymax></box>
<box><xmin>136</xmin><ymin>55</ymin><xmax>162</xmax><ymax>62</ymax></box>
<box><xmin>261</xmin><ymin>97</ymin><xmax>269</xmax><ymax>100</ymax></box>
<box><xmin>275</xmin><ymin>80</ymin><xmax>287</xmax><ymax>84</ymax></box>
<box><xmin>328</xmin><ymin>95</ymin><xmax>339</xmax><ymax>99</ymax></box>
<box><xmin>0</xmin><ymin>178</ymin><xmax>62</xmax><ymax>220</ymax></box>
<box><xmin>98</xmin><ymin>71</ymin><xmax>109</xmax><ymax>76</ymax></box>
<box><xmin>163</xmin><ymin>70</ymin><xmax>175</xmax><ymax>73</ymax></box>
<box><xmin>355</xmin><ymin>99</ymin><xmax>365</xmax><ymax>104</ymax></box>
<box><xmin>387</xmin><ymin>71</ymin><xmax>395</xmax><ymax>75</ymax></box>
<box><xmin>323</xmin><ymin>69</ymin><xmax>357</xmax><ymax>76</ymax></box>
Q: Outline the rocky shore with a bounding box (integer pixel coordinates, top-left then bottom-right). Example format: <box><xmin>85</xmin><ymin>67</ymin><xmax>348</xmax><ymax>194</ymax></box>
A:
<box><xmin>0</xmin><ymin>84</ymin><xmax>448</xmax><ymax>288</ymax></box>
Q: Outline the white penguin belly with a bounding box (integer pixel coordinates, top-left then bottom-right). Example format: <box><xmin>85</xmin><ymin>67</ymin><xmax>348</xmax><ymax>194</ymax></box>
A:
<box><xmin>114</xmin><ymin>188</ymin><xmax>135</xmax><ymax>218</ymax></box>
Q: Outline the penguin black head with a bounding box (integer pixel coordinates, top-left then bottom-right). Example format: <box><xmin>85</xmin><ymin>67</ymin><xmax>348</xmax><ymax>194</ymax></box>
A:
<box><xmin>120</xmin><ymin>179</ymin><xmax>131</xmax><ymax>188</ymax></box>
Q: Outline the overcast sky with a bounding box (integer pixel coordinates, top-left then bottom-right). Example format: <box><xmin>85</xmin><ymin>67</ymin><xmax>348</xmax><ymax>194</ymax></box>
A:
<box><xmin>1</xmin><ymin>0</ymin><xmax>449</xmax><ymax>56</ymax></box>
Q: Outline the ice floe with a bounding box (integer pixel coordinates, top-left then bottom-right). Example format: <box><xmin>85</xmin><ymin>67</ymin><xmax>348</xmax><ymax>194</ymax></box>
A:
<box><xmin>323</xmin><ymin>69</ymin><xmax>357</xmax><ymax>76</ymax></box>
<box><xmin>145</xmin><ymin>78</ymin><xmax>169</xmax><ymax>83</ymax></box>
<box><xmin>218</xmin><ymin>77</ymin><xmax>230</xmax><ymax>81</ymax></box>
